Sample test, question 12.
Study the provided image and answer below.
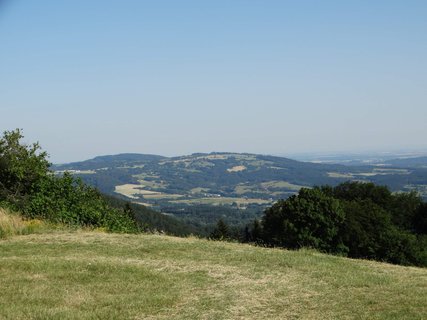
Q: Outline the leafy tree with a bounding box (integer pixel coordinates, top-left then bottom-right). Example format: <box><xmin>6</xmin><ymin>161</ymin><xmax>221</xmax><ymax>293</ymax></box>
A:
<box><xmin>340</xmin><ymin>199</ymin><xmax>393</xmax><ymax>259</ymax></box>
<box><xmin>388</xmin><ymin>191</ymin><xmax>422</xmax><ymax>231</ymax></box>
<box><xmin>0</xmin><ymin>129</ymin><xmax>138</xmax><ymax>233</ymax></box>
<box><xmin>413</xmin><ymin>202</ymin><xmax>427</xmax><ymax>234</ymax></box>
<box><xmin>0</xmin><ymin>129</ymin><xmax>50</xmax><ymax>208</ymax></box>
<box><xmin>322</xmin><ymin>181</ymin><xmax>392</xmax><ymax>208</ymax></box>
<box><xmin>210</xmin><ymin>219</ymin><xmax>230</xmax><ymax>240</ymax></box>
<box><xmin>244</xmin><ymin>219</ymin><xmax>262</xmax><ymax>243</ymax></box>
<box><xmin>262</xmin><ymin>188</ymin><xmax>347</xmax><ymax>254</ymax></box>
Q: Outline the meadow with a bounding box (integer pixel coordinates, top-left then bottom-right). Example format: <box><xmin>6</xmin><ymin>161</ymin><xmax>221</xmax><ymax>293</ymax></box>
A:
<box><xmin>1</xmin><ymin>229</ymin><xmax>426</xmax><ymax>319</ymax></box>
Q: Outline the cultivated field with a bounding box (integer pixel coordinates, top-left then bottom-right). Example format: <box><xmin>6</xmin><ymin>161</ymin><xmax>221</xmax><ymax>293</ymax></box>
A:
<box><xmin>0</xmin><ymin>231</ymin><xmax>426</xmax><ymax>319</ymax></box>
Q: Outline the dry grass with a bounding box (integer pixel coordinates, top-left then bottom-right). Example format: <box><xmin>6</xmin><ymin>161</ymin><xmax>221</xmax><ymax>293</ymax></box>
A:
<box><xmin>0</xmin><ymin>231</ymin><xmax>426</xmax><ymax>319</ymax></box>
<box><xmin>0</xmin><ymin>208</ymin><xmax>45</xmax><ymax>239</ymax></box>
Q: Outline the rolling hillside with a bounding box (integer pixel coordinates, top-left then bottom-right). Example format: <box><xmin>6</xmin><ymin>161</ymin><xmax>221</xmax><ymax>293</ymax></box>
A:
<box><xmin>54</xmin><ymin>152</ymin><xmax>427</xmax><ymax>210</ymax></box>
<box><xmin>1</xmin><ymin>231</ymin><xmax>426</xmax><ymax>319</ymax></box>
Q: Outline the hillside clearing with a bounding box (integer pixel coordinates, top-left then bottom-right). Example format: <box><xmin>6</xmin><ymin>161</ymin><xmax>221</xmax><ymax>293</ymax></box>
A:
<box><xmin>227</xmin><ymin>165</ymin><xmax>247</xmax><ymax>172</ymax></box>
<box><xmin>0</xmin><ymin>231</ymin><xmax>426</xmax><ymax>319</ymax></box>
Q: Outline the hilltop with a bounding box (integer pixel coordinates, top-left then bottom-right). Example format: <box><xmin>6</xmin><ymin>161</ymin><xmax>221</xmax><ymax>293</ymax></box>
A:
<box><xmin>1</xmin><ymin>230</ymin><xmax>426</xmax><ymax>319</ymax></box>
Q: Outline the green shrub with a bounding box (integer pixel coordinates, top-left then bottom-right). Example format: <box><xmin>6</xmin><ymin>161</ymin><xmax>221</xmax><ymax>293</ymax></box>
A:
<box><xmin>262</xmin><ymin>188</ymin><xmax>347</xmax><ymax>254</ymax></box>
<box><xmin>0</xmin><ymin>129</ymin><xmax>138</xmax><ymax>233</ymax></box>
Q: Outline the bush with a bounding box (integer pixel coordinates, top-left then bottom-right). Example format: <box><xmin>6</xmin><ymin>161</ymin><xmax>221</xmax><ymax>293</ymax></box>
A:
<box><xmin>0</xmin><ymin>129</ymin><xmax>138</xmax><ymax>233</ymax></box>
<box><xmin>26</xmin><ymin>173</ymin><xmax>137</xmax><ymax>232</ymax></box>
<box><xmin>262</xmin><ymin>188</ymin><xmax>347</xmax><ymax>254</ymax></box>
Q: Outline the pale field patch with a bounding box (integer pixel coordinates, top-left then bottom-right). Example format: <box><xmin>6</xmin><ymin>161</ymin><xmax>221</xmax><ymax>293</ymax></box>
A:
<box><xmin>143</xmin><ymin>193</ymin><xmax>184</xmax><ymax>200</ymax></box>
<box><xmin>115</xmin><ymin>184</ymin><xmax>183</xmax><ymax>200</ymax></box>
<box><xmin>190</xmin><ymin>187</ymin><xmax>210</xmax><ymax>194</ymax></box>
<box><xmin>355</xmin><ymin>168</ymin><xmax>411</xmax><ymax>177</ymax></box>
<box><xmin>56</xmin><ymin>169</ymin><xmax>96</xmax><ymax>175</ymax></box>
<box><xmin>114</xmin><ymin>184</ymin><xmax>162</xmax><ymax>199</ymax></box>
<box><xmin>234</xmin><ymin>184</ymin><xmax>255</xmax><ymax>195</ymax></box>
<box><xmin>227</xmin><ymin>165</ymin><xmax>247</xmax><ymax>172</ymax></box>
<box><xmin>172</xmin><ymin>197</ymin><xmax>271</xmax><ymax>206</ymax></box>
<box><xmin>261</xmin><ymin>180</ymin><xmax>306</xmax><ymax>191</ymax></box>
<box><xmin>327</xmin><ymin>172</ymin><xmax>355</xmax><ymax>178</ymax></box>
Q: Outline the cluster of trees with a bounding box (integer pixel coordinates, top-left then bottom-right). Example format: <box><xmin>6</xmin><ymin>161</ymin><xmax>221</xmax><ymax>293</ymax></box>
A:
<box><xmin>0</xmin><ymin>129</ymin><xmax>138</xmax><ymax>232</ymax></box>
<box><xmin>238</xmin><ymin>182</ymin><xmax>426</xmax><ymax>266</ymax></box>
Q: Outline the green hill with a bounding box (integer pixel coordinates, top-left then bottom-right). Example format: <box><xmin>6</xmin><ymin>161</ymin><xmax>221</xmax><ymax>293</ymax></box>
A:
<box><xmin>0</xmin><ymin>230</ymin><xmax>425</xmax><ymax>319</ymax></box>
<box><xmin>53</xmin><ymin>152</ymin><xmax>427</xmax><ymax>228</ymax></box>
<box><xmin>54</xmin><ymin>152</ymin><xmax>427</xmax><ymax>204</ymax></box>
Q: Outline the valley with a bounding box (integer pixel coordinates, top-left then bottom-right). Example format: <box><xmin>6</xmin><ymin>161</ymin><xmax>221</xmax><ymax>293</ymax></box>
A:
<box><xmin>53</xmin><ymin>152</ymin><xmax>427</xmax><ymax>229</ymax></box>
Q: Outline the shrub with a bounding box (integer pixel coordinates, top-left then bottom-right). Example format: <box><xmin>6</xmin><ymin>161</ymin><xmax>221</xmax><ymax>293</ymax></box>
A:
<box><xmin>262</xmin><ymin>188</ymin><xmax>347</xmax><ymax>254</ymax></box>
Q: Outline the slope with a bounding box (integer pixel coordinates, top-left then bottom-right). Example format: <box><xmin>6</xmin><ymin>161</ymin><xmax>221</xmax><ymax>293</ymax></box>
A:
<box><xmin>0</xmin><ymin>231</ymin><xmax>426</xmax><ymax>319</ymax></box>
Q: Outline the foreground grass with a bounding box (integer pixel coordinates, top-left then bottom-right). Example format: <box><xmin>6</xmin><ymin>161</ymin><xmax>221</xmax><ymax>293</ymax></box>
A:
<box><xmin>0</xmin><ymin>208</ymin><xmax>48</xmax><ymax>239</ymax></box>
<box><xmin>0</xmin><ymin>232</ymin><xmax>426</xmax><ymax>320</ymax></box>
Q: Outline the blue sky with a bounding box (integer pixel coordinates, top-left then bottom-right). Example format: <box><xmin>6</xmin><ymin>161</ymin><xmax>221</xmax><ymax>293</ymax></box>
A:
<box><xmin>1</xmin><ymin>1</ymin><xmax>426</xmax><ymax>163</ymax></box>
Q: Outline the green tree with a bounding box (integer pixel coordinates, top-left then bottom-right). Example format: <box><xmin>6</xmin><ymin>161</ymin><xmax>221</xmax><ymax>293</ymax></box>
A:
<box><xmin>210</xmin><ymin>219</ymin><xmax>230</xmax><ymax>240</ymax></box>
<box><xmin>0</xmin><ymin>129</ymin><xmax>138</xmax><ymax>233</ymax></box>
<box><xmin>322</xmin><ymin>181</ymin><xmax>392</xmax><ymax>208</ymax></box>
<box><xmin>262</xmin><ymin>188</ymin><xmax>347</xmax><ymax>254</ymax></box>
<box><xmin>0</xmin><ymin>129</ymin><xmax>50</xmax><ymax>208</ymax></box>
<box><xmin>414</xmin><ymin>202</ymin><xmax>427</xmax><ymax>234</ymax></box>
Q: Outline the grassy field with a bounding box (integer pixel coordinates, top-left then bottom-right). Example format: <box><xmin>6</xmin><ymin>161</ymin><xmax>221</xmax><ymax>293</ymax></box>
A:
<box><xmin>0</xmin><ymin>231</ymin><xmax>426</xmax><ymax>320</ymax></box>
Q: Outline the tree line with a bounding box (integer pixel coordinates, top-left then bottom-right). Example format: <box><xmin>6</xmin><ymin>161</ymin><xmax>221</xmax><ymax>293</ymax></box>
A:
<box><xmin>212</xmin><ymin>182</ymin><xmax>427</xmax><ymax>267</ymax></box>
<box><xmin>0</xmin><ymin>129</ymin><xmax>141</xmax><ymax>232</ymax></box>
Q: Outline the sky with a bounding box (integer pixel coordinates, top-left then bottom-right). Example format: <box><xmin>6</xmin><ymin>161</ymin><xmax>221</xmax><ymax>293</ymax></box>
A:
<box><xmin>1</xmin><ymin>0</ymin><xmax>426</xmax><ymax>163</ymax></box>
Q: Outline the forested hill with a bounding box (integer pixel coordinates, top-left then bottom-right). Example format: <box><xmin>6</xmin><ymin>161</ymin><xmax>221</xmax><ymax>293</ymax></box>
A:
<box><xmin>54</xmin><ymin>152</ymin><xmax>427</xmax><ymax>208</ymax></box>
<box><xmin>384</xmin><ymin>156</ymin><xmax>427</xmax><ymax>168</ymax></box>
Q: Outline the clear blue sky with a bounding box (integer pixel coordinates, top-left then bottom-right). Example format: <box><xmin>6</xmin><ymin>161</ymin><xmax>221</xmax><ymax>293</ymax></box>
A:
<box><xmin>1</xmin><ymin>0</ymin><xmax>426</xmax><ymax>163</ymax></box>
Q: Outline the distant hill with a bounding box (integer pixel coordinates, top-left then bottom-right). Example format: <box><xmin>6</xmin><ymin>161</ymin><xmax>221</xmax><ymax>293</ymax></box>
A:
<box><xmin>56</xmin><ymin>153</ymin><xmax>166</xmax><ymax>170</ymax></box>
<box><xmin>53</xmin><ymin>152</ymin><xmax>427</xmax><ymax>213</ymax></box>
<box><xmin>384</xmin><ymin>156</ymin><xmax>427</xmax><ymax>168</ymax></box>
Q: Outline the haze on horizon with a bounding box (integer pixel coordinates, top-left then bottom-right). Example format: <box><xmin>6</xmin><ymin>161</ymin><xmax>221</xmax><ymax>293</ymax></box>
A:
<box><xmin>1</xmin><ymin>1</ymin><xmax>426</xmax><ymax>163</ymax></box>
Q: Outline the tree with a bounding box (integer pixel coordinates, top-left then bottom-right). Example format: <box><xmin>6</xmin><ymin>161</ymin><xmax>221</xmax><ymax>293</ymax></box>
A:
<box><xmin>0</xmin><ymin>129</ymin><xmax>50</xmax><ymax>208</ymax></box>
<box><xmin>210</xmin><ymin>219</ymin><xmax>230</xmax><ymax>240</ymax></box>
<box><xmin>323</xmin><ymin>181</ymin><xmax>392</xmax><ymax>208</ymax></box>
<box><xmin>414</xmin><ymin>202</ymin><xmax>427</xmax><ymax>234</ymax></box>
<box><xmin>0</xmin><ymin>129</ymin><xmax>138</xmax><ymax>233</ymax></box>
<box><xmin>340</xmin><ymin>199</ymin><xmax>393</xmax><ymax>260</ymax></box>
<box><xmin>262</xmin><ymin>188</ymin><xmax>347</xmax><ymax>254</ymax></box>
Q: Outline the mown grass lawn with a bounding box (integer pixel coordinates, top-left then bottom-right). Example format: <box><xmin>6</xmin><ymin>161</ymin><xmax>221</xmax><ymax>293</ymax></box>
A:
<box><xmin>0</xmin><ymin>231</ymin><xmax>426</xmax><ymax>319</ymax></box>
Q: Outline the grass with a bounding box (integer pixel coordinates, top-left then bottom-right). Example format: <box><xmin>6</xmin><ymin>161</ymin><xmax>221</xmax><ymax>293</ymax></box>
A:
<box><xmin>0</xmin><ymin>231</ymin><xmax>426</xmax><ymax>319</ymax></box>
<box><xmin>0</xmin><ymin>208</ymin><xmax>47</xmax><ymax>239</ymax></box>
<box><xmin>261</xmin><ymin>180</ymin><xmax>306</xmax><ymax>191</ymax></box>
